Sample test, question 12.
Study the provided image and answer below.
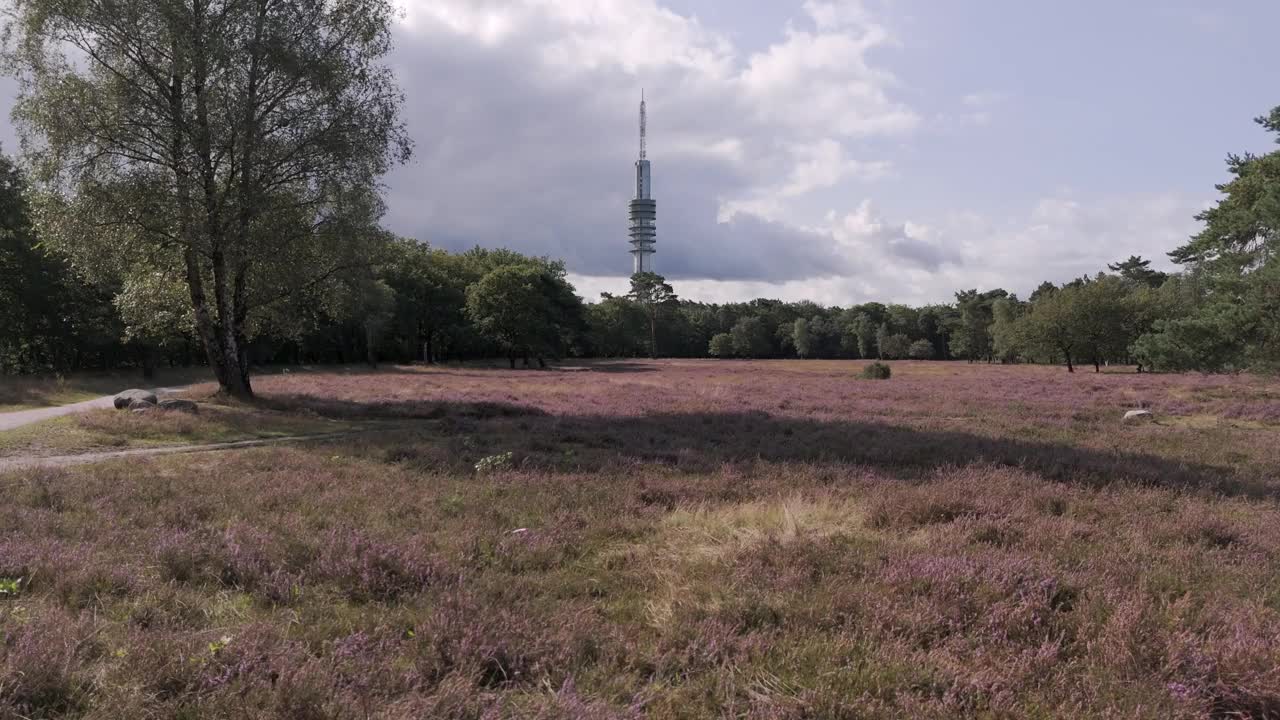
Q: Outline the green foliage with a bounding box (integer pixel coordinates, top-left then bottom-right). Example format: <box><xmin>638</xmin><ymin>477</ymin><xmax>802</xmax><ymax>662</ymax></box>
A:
<box><xmin>792</xmin><ymin>318</ymin><xmax>812</xmax><ymax>358</ymax></box>
<box><xmin>628</xmin><ymin>272</ymin><xmax>678</xmax><ymax>358</ymax></box>
<box><xmin>853</xmin><ymin>313</ymin><xmax>878</xmax><ymax>359</ymax></box>
<box><xmin>0</xmin><ymin>154</ymin><xmax>118</xmax><ymax>373</ymax></box>
<box><xmin>1071</xmin><ymin>275</ymin><xmax>1134</xmax><ymax>371</ymax></box>
<box><xmin>860</xmin><ymin>362</ymin><xmax>892</xmax><ymax>379</ymax></box>
<box><xmin>876</xmin><ymin>328</ymin><xmax>912</xmax><ymax>360</ymax></box>
<box><xmin>1017</xmin><ymin>284</ymin><xmax>1079</xmax><ymax>371</ymax></box>
<box><xmin>465</xmin><ymin>265</ymin><xmax>583</xmax><ymax>365</ymax></box>
<box><xmin>586</xmin><ymin>295</ymin><xmax>648</xmax><ymax>357</ymax></box>
<box><xmin>990</xmin><ymin>296</ymin><xmax>1025</xmax><ymax>363</ymax></box>
<box><xmin>6</xmin><ymin>0</ymin><xmax>411</xmax><ymax>396</ymax></box>
<box><xmin>114</xmin><ymin>270</ymin><xmax>196</xmax><ymax>349</ymax></box>
<box><xmin>1147</xmin><ymin>106</ymin><xmax>1280</xmax><ymax>372</ymax></box>
<box><xmin>1014</xmin><ymin>275</ymin><xmax>1136</xmax><ymax>372</ymax></box>
<box><xmin>1132</xmin><ymin>314</ymin><xmax>1241</xmax><ymax>373</ymax></box>
<box><xmin>378</xmin><ymin>239</ymin><xmax>468</xmax><ymax>363</ymax></box>
<box><xmin>950</xmin><ymin>289</ymin><xmax>1007</xmax><ymax>361</ymax></box>
<box><xmin>708</xmin><ymin>333</ymin><xmax>735</xmax><ymax>358</ymax></box>
<box><xmin>730</xmin><ymin>317</ymin><xmax>773</xmax><ymax>358</ymax></box>
<box><xmin>907</xmin><ymin>339</ymin><xmax>935</xmax><ymax>360</ymax></box>
<box><xmin>1108</xmin><ymin>255</ymin><xmax>1169</xmax><ymax>288</ymax></box>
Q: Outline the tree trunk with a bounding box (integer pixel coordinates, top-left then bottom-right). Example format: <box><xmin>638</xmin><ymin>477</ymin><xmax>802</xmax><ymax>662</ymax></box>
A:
<box><xmin>537</xmin><ymin>357</ymin><xmax>546</xmax><ymax>369</ymax></box>
<box><xmin>172</xmin><ymin>57</ymin><xmax>238</xmax><ymax>397</ymax></box>
<box><xmin>365</xmin><ymin>323</ymin><xmax>378</xmax><ymax>368</ymax></box>
<box><xmin>508</xmin><ymin>355</ymin><xmax>516</xmax><ymax>369</ymax></box>
<box><xmin>649</xmin><ymin>313</ymin><xmax>657</xmax><ymax>359</ymax></box>
<box><xmin>141</xmin><ymin>347</ymin><xmax>155</xmax><ymax>381</ymax></box>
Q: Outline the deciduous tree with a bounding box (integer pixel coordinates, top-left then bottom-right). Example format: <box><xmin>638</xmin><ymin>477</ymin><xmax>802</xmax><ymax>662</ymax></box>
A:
<box><xmin>465</xmin><ymin>265</ymin><xmax>582</xmax><ymax>368</ymax></box>
<box><xmin>907</xmin><ymin>339</ymin><xmax>935</xmax><ymax>360</ymax></box>
<box><xmin>628</xmin><ymin>271</ymin><xmax>678</xmax><ymax>359</ymax></box>
<box><xmin>730</xmin><ymin>316</ymin><xmax>772</xmax><ymax>358</ymax></box>
<box><xmin>708</xmin><ymin>332</ymin><xmax>734</xmax><ymax>358</ymax></box>
<box><xmin>792</xmin><ymin>318</ymin><xmax>812</xmax><ymax>358</ymax></box>
<box><xmin>5</xmin><ymin>0</ymin><xmax>411</xmax><ymax>397</ymax></box>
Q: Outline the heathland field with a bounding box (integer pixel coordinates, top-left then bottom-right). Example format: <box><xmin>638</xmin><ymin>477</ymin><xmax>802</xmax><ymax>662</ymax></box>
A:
<box><xmin>3</xmin><ymin>360</ymin><xmax>1280</xmax><ymax>718</ymax></box>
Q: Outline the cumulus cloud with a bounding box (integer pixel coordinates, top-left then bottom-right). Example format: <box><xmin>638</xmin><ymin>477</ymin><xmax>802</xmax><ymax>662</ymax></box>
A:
<box><xmin>385</xmin><ymin>0</ymin><xmax>915</xmax><ymax>284</ymax></box>
<box><xmin>0</xmin><ymin>0</ymin><xmax>1207</xmax><ymax>307</ymax></box>
<box><xmin>832</xmin><ymin>200</ymin><xmax>961</xmax><ymax>272</ymax></box>
<box><xmin>575</xmin><ymin>191</ymin><xmax>1204</xmax><ymax>307</ymax></box>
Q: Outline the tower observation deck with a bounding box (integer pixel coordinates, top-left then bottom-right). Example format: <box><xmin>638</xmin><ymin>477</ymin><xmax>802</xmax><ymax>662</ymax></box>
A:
<box><xmin>628</xmin><ymin>91</ymin><xmax>656</xmax><ymax>274</ymax></box>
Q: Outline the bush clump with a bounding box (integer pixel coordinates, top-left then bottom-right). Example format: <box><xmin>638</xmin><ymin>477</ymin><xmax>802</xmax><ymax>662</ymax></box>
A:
<box><xmin>859</xmin><ymin>362</ymin><xmax>892</xmax><ymax>380</ymax></box>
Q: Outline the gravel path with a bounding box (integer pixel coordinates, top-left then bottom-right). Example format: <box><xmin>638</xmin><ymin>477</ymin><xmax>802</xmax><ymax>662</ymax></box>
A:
<box><xmin>0</xmin><ymin>387</ymin><xmax>190</xmax><ymax>432</ymax></box>
<box><xmin>0</xmin><ymin>431</ymin><xmax>361</xmax><ymax>472</ymax></box>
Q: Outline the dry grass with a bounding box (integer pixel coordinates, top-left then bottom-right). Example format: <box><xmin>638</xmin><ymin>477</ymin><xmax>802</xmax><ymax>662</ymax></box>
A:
<box><xmin>1</xmin><ymin>360</ymin><xmax>1279</xmax><ymax>718</ymax></box>
<box><xmin>0</xmin><ymin>398</ymin><xmax>354</xmax><ymax>459</ymax></box>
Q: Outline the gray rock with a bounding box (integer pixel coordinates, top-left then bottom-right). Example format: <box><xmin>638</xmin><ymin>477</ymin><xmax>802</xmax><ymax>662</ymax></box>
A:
<box><xmin>158</xmin><ymin>398</ymin><xmax>199</xmax><ymax>414</ymax></box>
<box><xmin>128</xmin><ymin>398</ymin><xmax>156</xmax><ymax>413</ymax></box>
<box><xmin>1123</xmin><ymin>409</ymin><xmax>1154</xmax><ymax>424</ymax></box>
<box><xmin>114</xmin><ymin>389</ymin><xmax>157</xmax><ymax>409</ymax></box>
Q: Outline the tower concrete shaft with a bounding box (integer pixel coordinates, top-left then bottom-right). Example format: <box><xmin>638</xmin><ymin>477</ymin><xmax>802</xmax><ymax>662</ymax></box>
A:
<box><xmin>629</xmin><ymin>91</ymin><xmax>655</xmax><ymax>274</ymax></box>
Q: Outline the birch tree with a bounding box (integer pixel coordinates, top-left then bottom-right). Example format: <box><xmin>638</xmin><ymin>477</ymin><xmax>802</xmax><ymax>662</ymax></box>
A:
<box><xmin>4</xmin><ymin>0</ymin><xmax>410</xmax><ymax>396</ymax></box>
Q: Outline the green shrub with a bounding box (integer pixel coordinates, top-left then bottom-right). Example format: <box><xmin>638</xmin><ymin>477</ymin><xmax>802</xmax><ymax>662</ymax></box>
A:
<box><xmin>707</xmin><ymin>333</ymin><xmax>734</xmax><ymax>358</ymax></box>
<box><xmin>860</xmin><ymin>362</ymin><xmax>891</xmax><ymax>380</ymax></box>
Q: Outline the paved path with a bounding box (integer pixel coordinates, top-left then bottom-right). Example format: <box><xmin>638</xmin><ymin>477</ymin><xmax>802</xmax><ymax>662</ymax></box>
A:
<box><xmin>0</xmin><ymin>431</ymin><xmax>363</xmax><ymax>472</ymax></box>
<box><xmin>0</xmin><ymin>387</ymin><xmax>189</xmax><ymax>432</ymax></box>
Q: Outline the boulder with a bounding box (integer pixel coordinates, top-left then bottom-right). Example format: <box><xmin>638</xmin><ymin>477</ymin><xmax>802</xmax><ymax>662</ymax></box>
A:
<box><xmin>1123</xmin><ymin>409</ymin><xmax>1154</xmax><ymax>424</ymax></box>
<box><xmin>158</xmin><ymin>398</ymin><xmax>199</xmax><ymax>414</ymax></box>
<box><xmin>128</xmin><ymin>398</ymin><xmax>156</xmax><ymax>413</ymax></box>
<box><xmin>114</xmin><ymin>389</ymin><xmax>157</xmax><ymax>409</ymax></box>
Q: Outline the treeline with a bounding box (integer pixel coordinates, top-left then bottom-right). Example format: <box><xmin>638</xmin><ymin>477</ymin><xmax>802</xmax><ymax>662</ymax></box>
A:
<box><xmin>583</xmin><ymin>257</ymin><xmax>1199</xmax><ymax>373</ymax></box>
<box><xmin>0</xmin><ymin>163</ymin><xmax>585</xmax><ymax>372</ymax></box>
<box><xmin>587</xmin><ymin>108</ymin><xmax>1280</xmax><ymax>374</ymax></box>
<box><xmin>4</xmin><ymin>92</ymin><xmax>1279</xmax><ymax>379</ymax></box>
<box><xmin>3</xmin><ymin>144</ymin><xmax>1278</xmax><ymax>377</ymax></box>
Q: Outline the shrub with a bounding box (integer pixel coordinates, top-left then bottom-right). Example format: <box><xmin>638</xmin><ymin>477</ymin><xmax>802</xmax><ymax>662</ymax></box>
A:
<box><xmin>707</xmin><ymin>332</ymin><xmax>734</xmax><ymax>358</ymax></box>
<box><xmin>908</xmin><ymin>339</ymin><xmax>935</xmax><ymax>359</ymax></box>
<box><xmin>859</xmin><ymin>362</ymin><xmax>891</xmax><ymax>380</ymax></box>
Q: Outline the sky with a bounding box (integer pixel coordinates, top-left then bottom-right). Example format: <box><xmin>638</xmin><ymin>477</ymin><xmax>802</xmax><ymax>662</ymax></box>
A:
<box><xmin>3</xmin><ymin>0</ymin><xmax>1278</xmax><ymax>306</ymax></box>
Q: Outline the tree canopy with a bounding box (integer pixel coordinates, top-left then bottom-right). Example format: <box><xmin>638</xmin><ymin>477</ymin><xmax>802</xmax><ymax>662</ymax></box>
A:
<box><xmin>4</xmin><ymin>0</ymin><xmax>411</xmax><ymax>396</ymax></box>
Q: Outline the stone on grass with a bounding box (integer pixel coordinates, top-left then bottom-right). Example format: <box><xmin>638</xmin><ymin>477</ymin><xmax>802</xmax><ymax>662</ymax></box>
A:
<box><xmin>128</xmin><ymin>398</ymin><xmax>156</xmax><ymax>413</ymax></box>
<box><xmin>1123</xmin><ymin>409</ymin><xmax>1154</xmax><ymax>424</ymax></box>
<box><xmin>113</xmin><ymin>389</ymin><xmax>157</xmax><ymax>409</ymax></box>
<box><xmin>158</xmin><ymin>398</ymin><xmax>199</xmax><ymax>414</ymax></box>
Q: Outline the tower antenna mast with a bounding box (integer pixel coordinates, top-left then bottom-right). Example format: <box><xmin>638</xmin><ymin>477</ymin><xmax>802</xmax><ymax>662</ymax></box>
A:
<box><xmin>639</xmin><ymin>89</ymin><xmax>647</xmax><ymax>160</ymax></box>
<box><xmin>628</xmin><ymin>90</ymin><xmax>656</xmax><ymax>274</ymax></box>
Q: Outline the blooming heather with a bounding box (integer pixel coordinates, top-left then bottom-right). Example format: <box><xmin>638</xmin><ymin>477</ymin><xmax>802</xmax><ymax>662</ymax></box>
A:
<box><xmin>1</xmin><ymin>360</ymin><xmax>1278</xmax><ymax>718</ymax></box>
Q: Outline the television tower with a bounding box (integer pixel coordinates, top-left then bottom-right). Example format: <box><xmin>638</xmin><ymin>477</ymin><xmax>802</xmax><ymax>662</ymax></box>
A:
<box><xmin>628</xmin><ymin>90</ymin><xmax>656</xmax><ymax>274</ymax></box>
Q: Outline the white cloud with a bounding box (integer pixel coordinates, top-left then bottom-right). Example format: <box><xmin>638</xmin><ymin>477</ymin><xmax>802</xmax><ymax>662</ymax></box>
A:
<box><xmin>802</xmin><ymin>0</ymin><xmax>876</xmax><ymax>31</ymax></box>
<box><xmin>388</xmin><ymin>0</ymin><xmax>917</xmax><ymax>284</ymax></box>
<box><xmin>0</xmin><ymin>0</ymin><xmax>1224</xmax><ymax>311</ymax></box>
<box><xmin>573</xmin><ymin>192</ymin><xmax>1206</xmax><ymax>307</ymax></box>
<box><xmin>737</xmin><ymin>19</ymin><xmax>917</xmax><ymax>137</ymax></box>
<box><xmin>377</xmin><ymin>1</ymin><xmax>1204</xmax><ymax>307</ymax></box>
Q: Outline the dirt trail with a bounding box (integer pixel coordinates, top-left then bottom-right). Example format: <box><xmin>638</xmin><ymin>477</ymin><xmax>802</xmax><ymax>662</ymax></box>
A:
<box><xmin>0</xmin><ymin>430</ymin><xmax>364</xmax><ymax>472</ymax></box>
<box><xmin>0</xmin><ymin>386</ymin><xmax>190</xmax><ymax>432</ymax></box>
